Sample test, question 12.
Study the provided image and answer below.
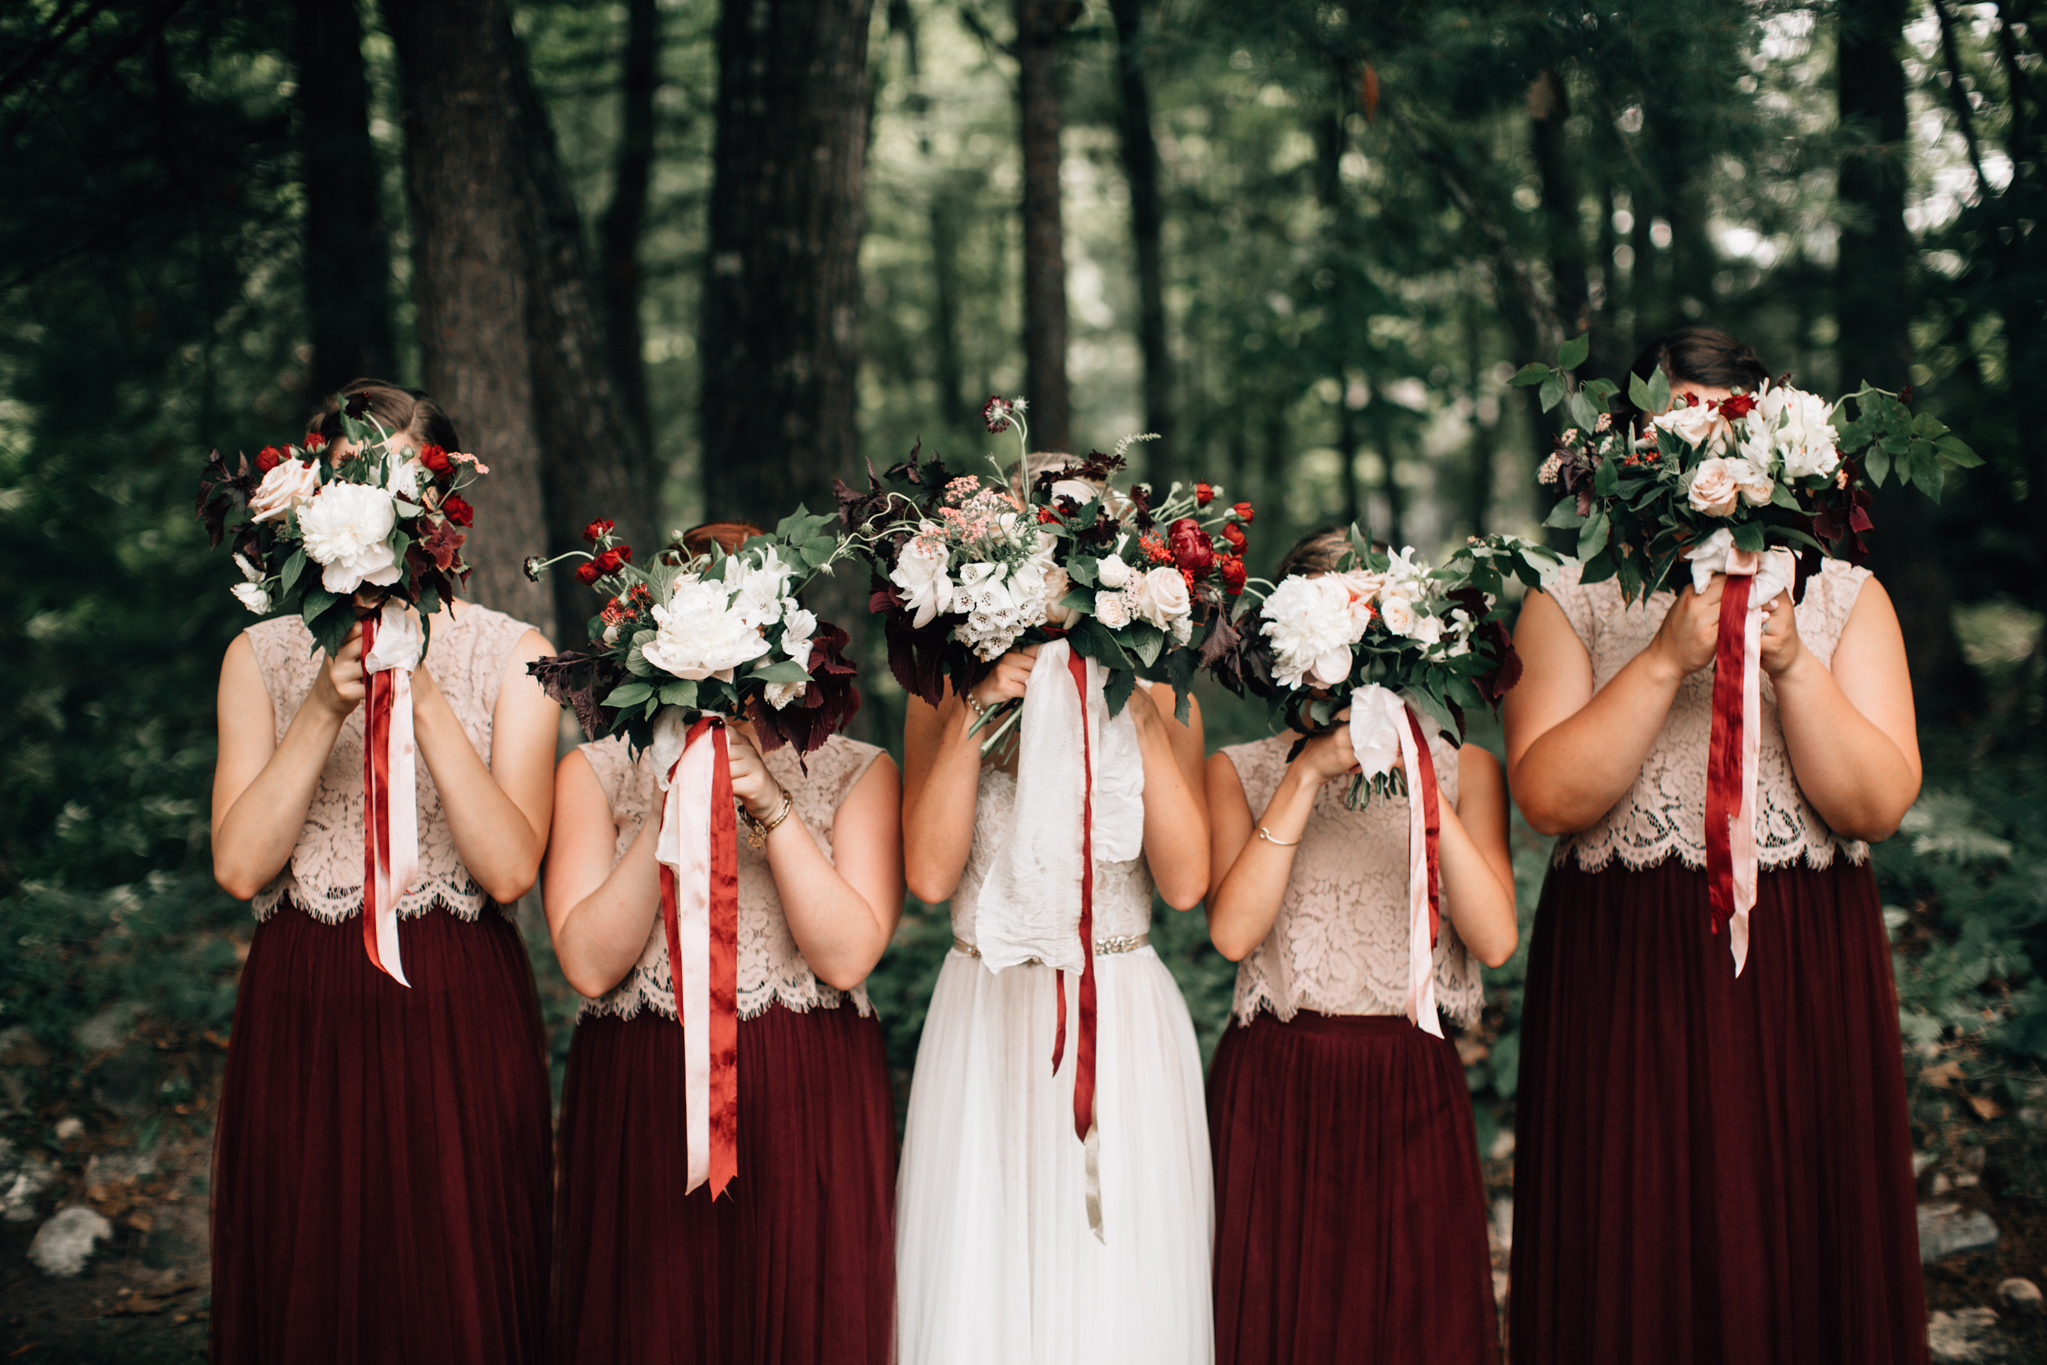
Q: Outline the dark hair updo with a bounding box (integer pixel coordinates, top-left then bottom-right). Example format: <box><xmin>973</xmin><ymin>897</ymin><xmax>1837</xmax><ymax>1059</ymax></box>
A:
<box><xmin>1275</xmin><ymin>527</ymin><xmax>1351</xmax><ymax>580</ymax></box>
<box><xmin>1617</xmin><ymin>326</ymin><xmax>1773</xmax><ymax>431</ymax></box>
<box><xmin>309</xmin><ymin>378</ymin><xmax>460</xmax><ymax>452</ymax></box>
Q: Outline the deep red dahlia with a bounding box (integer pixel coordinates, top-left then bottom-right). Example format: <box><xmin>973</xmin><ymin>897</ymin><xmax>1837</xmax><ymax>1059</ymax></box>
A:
<box><xmin>441</xmin><ymin>494</ymin><xmax>475</xmax><ymax>527</ymax></box>
<box><xmin>420</xmin><ymin>444</ymin><xmax>454</xmax><ymax>475</ymax></box>
<box><xmin>594</xmin><ymin>547</ymin><xmax>630</xmax><ymax>574</ymax></box>
<box><xmin>1166</xmin><ymin>517</ymin><xmax>1214</xmax><ymax>574</ymax></box>
<box><xmin>982</xmin><ymin>396</ymin><xmax>1013</xmax><ymax>432</ymax></box>
<box><xmin>582</xmin><ymin>518</ymin><xmax>615</xmax><ymax>544</ymax></box>
<box><xmin>1222</xmin><ymin>522</ymin><xmax>1246</xmax><ymax>550</ymax></box>
<box><xmin>1219</xmin><ymin>556</ymin><xmax>1247</xmax><ymax>595</ymax></box>
<box><xmin>575</xmin><ymin>562</ymin><xmax>603</xmax><ymax>585</ymax></box>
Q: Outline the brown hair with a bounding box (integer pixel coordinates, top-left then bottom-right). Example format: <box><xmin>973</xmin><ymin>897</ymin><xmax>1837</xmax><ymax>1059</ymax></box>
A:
<box><xmin>1619</xmin><ymin>327</ymin><xmax>1772</xmax><ymax>428</ymax></box>
<box><xmin>1276</xmin><ymin>527</ymin><xmax>1351</xmax><ymax>580</ymax></box>
<box><xmin>679</xmin><ymin>521</ymin><xmax>764</xmax><ymax>557</ymax></box>
<box><xmin>309</xmin><ymin>378</ymin><xmax>460</xmax><ymax>451</ymax></box>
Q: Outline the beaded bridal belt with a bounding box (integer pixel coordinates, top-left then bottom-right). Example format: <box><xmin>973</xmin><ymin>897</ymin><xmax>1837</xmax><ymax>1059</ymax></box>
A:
<box><xmin>952</xmin><ymin>933</ymin><xmax>1150</xmax><ymax>961</ymax></box>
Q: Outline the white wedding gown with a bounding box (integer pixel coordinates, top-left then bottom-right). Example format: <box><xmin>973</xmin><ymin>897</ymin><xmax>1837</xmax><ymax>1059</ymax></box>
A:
<box><xmin>895</xmin><ymin>769</ymin><xmax>1216</xmax><ymax>1365</ymax></box>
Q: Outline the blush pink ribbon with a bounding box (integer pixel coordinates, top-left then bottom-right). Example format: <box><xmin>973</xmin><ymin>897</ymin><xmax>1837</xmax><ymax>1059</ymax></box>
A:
<box><xmin>1346</xmin><ymin>685</ymin><xmax>1444</xmax><ymax>1036</ymax></box>
<box><xmin>650</xmin><ymin>709</ymin><xmax>741</xmax><ymax>1200</ymax></box>
<box><xmin>1683</xmin><ymin>530</ymin><xmax>1794</xmax><ymax>975</ymax></box>
<box><xmin>360</xmin><ymin>599</ymin><xmax>422</xmax><ymax>986</ymax></box>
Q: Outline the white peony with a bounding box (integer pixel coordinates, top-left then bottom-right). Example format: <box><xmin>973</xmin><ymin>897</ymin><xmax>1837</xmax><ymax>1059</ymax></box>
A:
<box><xmin>231</xmin><ymin>581</ymin><xmax>272</xmax><ymax>614</ymax></box>
<box><xmin>1131</xmin><ymin>566</ymin><xmax>1193</xmax><ymax>634</ymax></box>
<box><xmin>1096</xmin><ymin>555</ymin><xmax>1136</xmax><ymax>589</ymax></box>
<box><xmin>1260</xmin><ymin>575</ymin><xmax>1357</xmax><ymax>690</ymax></box>
<box><xmin>890</xmin><ymin>533</ymin><xmax>955</xmax><ymax>629</ymax></box>
<box><xmin>298</xmin><ymin>482</ymin><xmax>400</xmax><ymax>593</ymax></box>
<box><xmin>1094</xmin><ymin>590</ymin><xmax>1136</xmax><ymax>630</ymax></box>
<box><xmin>1378</xmin><ymin>594</ymin><xmax>1419</xmax><ymax>637</ymax></box>
<box><xmin>1687</xmin><ymin>457</ymin><xmax>1742</xmax><ymax>517</ymax></box>
<box><xmin>779</xmin><ymin>607</ymin><xmax>817</xmax><ymax>670</ymax></box>
<box><xmin>248</xmin><ymin>458</ymin><xmax>321</xmax><ymax>524</ymax></box>
<box><xmin>1654</xmin><ymin>400</ymin><xmax>1733</xmax><ymax>455</ymax></box>
<box><xmin>640</xmin><ymin>575</ymin><xmax>766</xmax><ymax>680</ymax></box>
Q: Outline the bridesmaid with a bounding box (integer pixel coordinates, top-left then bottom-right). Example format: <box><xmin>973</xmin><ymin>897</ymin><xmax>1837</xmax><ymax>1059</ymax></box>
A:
<box><xmin>1204</xmin><ymin>528</ymin><xmax>1518</xmax><ymax>1365</ymax></box>
<box><xmin>1504</xmin><ymin>327</ymin><xmax>1927</xmax><ymax>1364</ymax></box>
<box><xmin>545</xmin><ymin>522</ymin><xmax>903</xmax><ymax>1365</ymax></box>
<box><xmin>208</xmin><ymin>381</ymin><xmax>559</xmax><ymax>1364</ymax></box>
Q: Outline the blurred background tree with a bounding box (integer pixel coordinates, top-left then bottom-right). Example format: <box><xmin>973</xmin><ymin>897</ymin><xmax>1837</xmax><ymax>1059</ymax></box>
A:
<box><xmin>3</xmin><ymin>0</ymin><xmax>2047</xmax><ymax>1336</ymax></box>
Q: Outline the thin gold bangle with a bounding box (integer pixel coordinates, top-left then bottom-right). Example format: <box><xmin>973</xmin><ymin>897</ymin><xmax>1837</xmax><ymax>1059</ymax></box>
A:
<box><xmin>1255</xmin><ymin>825</ymin><xmax>1301</xmax><ymax>847</ymax></box>
<box><xmin>742</xmin><ymin>789</ymin><xmax>795</xmax><ymax>848</ymax></box>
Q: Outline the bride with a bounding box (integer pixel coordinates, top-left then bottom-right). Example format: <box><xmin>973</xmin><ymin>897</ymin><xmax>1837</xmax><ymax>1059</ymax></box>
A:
<box><xmin>893</xmin><ymin>630</ymin><xmax>1216</xmax><ymax>1364</ymax></box>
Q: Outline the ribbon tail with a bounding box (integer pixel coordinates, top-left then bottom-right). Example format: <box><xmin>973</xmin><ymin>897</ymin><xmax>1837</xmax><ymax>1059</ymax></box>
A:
<box><xmin>665</xmin><ymin>722</ymin><xmax>721</xmax><ymax>1195</ymax></box>
<box><xmin>1393</xmin><ymin>698</ymin><xmax>1441</xmax><ymax>1038</ymax></box>
<box><xmin>359</xmin><ymin>613</ymin><xmax>411</xmax><ymax>988</ymax></box>
<box><xmin>1729</xmin><ymin>587</ymin><xmax>1767</xmax><ymax>976</ymax></box>
<box><xmin>706</xmin><ymin>726</ymin><xmax>741</xmax><ymax>1200</ymax></box>
<box><xmin>1704</xmin><ymin>575</ymin><xmax>1753</xmax><ymax>962</ymax></box>
<box><xmin>1066</xmin><ymin>647</ymin><xmax>1103</xmax><ymax>1240</ymax></box>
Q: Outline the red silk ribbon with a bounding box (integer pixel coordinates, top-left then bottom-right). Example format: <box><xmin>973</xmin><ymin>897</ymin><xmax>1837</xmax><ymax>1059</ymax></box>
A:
<box><xmin>1058</xmin><ymin>646</ymin><xmax>1099</xmax><ymax>1148</ymax></box>
<box><xmin>1703</xmin><ymin>573</ymin><xmax>1754</xmax><ymax>943</ymax></box>
<box><xmin>358</xmin><ymin>609</ymin><xmax>418</xmax><ymax>986</ymax></box>
<box><xmin>658</xmin><ymin>719</ymin><xmax>741</xmax><ymax>1200</ymax></box>
<box><xmin>1402</xmin><ymin>705</ymin><xmax>1443</xmax><ymax>951</ymax></box>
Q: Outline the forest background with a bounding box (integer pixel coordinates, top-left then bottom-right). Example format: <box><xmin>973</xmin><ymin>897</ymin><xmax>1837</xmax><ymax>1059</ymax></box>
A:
<box><xmin>3</xmin><ymin>0</ymin><xmax>2047</xmax><ymax>1347</ymax></box>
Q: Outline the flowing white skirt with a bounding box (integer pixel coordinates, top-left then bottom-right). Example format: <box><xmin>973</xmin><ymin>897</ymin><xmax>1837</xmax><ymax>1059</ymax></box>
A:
<box><xmin>895</xmin><ymin>946</ymin><xmax>1215</xmax><ymax>1365</ymax></box>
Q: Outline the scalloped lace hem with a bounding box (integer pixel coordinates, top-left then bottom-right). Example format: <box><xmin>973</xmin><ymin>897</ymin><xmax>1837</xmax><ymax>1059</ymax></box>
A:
<box><xmin>252</xmin><ymin>883</ymin><xmax>487</xmax><ymax>923</ymax></box>
<box><xmin>1231</xmin><ymin>984</ymin><xmax>1482</xmax><ymax>1030</ymax></box>
<box><xmin>577</xmin><ymin>983</ymin><xmax>875</xmax><ymax>1024</ymax></box>
<box><xmin>1554</xmin><ymin>838</ymin><xmax>1871</xmax><ymax>873</ymax></box>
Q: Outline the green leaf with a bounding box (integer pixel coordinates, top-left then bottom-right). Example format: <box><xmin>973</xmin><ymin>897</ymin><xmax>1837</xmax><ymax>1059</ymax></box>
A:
<box><xmin>1102</xmin><ymin>667</ymin><xmax>1137</xmax><ymax>716</ymax></box>
<box><xmin>302</xmin><ymin>586</ymin><xmax>338</xmax><ymax>625</ymax></box>
<box><xmin>657</xmin><ymin>679</ymin><xmax>701</xmax><ymax>707</ymax></box>
<box><xmin>1509</xmin><ymin>362</ymin><xmax>1552</xmax><ymax>388</ymax></box>
<box><xmin>1863</xmin><ymin>444</ymin><xmax>1892</xmax><ymax>485</ymax></box>
<box><xmin>1628</xmin><ymin>370</ymin><xmax>1656</xmax><ymax>412</ymax></box>
<box><xmin>1567</xmin><ymin>390</ymin><xmax>1601</xmax><ymax>434</ymax></box>
<box><xmin>1581</xmin><ymin>377</ymin><xmax>1619</xmax><ymax>404</ymax></box>
<box><xmin>1577</xmin><ymin>511</ymin><xmax>1610</xmax><ymax>560</ymax></box>
<box><xmin>1646</xmin><ymin>366</ymin><xmax>1671</xmax><ymax>414</ymax></box>
<box><xmin>1166</xmin><ymin>649</ymin><xmax>1196</xmax><ymax>723</ymax></box>
<box><xmin>1125</xmin><ymin>622</ymin><xmax>1166</xmax><ymax>669</ymax></box>
<box><xmin>1579</xmin><ymin>547</ymin><xmax>1618</xmax><ymax>585</ymax></box>
<box><xmin>1538</xmin><ymin>376</ymin><xmax>1565</xmax><ymax>413</ymax></box>
<box><xmin>1731</xmin><ymin>520</ymin><xmax>1766</xmax><ymax>554</ymax></box>
<box><xmin>1934</xmin><ymin>434</ymin><xmax>1984</xmax><ymax>468</ymax></box>
<box><xmin>1061</xmin><ymin>586</ymin><xmax>1095</xmax><ymax>617</ymax></box>
<box><xmin>1593</xmin><ymin>458</ymin><xmax>1620</xmax><ymax>498</ymax></box>
<box><xmin>1543</xmin><ymin>497</ymin><xmax>1584</xmax><ymax>529</ymax></box>
<box><xmin>1770</xmin><ymin>481</ymin><xmax>1801</xmax><ymax>510</ymax></box>
<box><xmin>604</xmin><ymin>681</ymin><xmax>655</xmax><ymax>709</ymax></box>
<box><xmin>281</xmin><ymin>549</ymin><xmax>307</xmax><ymax>596</ymax></box>
<box><xmin>750</xmin><ymin>659</ymin><xmax>811</xmax><ymax>683</ymax></box>
<box><xmin>1065</xmin><ymin>556</ymin><xmax>1099</xmax><ymax>587</ymax></box>
<box><xmin>1774</xmin><ymin>525</ymin><xmax>1826</xmax><ymax>553</ymax></box>
<box><xmin>1558</xmin><ymin>333</ymin><xmax>1590</xmax><ymax>371</ymax></box>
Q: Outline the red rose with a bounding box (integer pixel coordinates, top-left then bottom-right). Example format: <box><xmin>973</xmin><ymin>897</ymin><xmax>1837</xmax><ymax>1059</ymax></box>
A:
<box><xmin>575</xmin><ymin>562</ymin><xmax>603</xmax><ymax>585</ymax></box>
<box><xmin>582</xmin><ymin>518</ymin><xmax>615</xmax><ymax>544</ymax></box>
<box><xmin>255</xmin><ymin>445</ymin><xmax>284</xmax><ymax>473</ymax></box>
<box><xmin>1715</xmin><ymin>393</ymin><xmax>1756</xmax><ymax>420</ymax></box>
<box><xmin>1219</xmin><ymin>556</ymin><xmax>1247</xmax><ymax>595</ymax></box>
<box><xmin>420</xmin><ymin>444</ymin><xmax>453</xmax><ymax>475</ymax></box>
<box><xmin>302</xmin><ymin>433</ymin><xmax>328</xmax><ymax>453</ymax></box>
<box><xmin>1231</xmin><ymin>501</ymin><xmax>1255</xmax><ymax>523</ymax></box>
<box><xmin>594</xmin><ymin>547</ymin><xmax>630</xmax><ymax>574</ymax></box>
<box><xmin>1196</xmin><ymin>482</ymin><xmax>1215</xmax><ymax>507</ymax></box>
<box><xmin>442</xmin><ymin>494</ymin><xmax>475</xmax><ymax>527</ymax></box>
<box><xmin>1166</xmin><ymin>517</ymin><xmax>1214</xmax><ymax>575</ymax></box>
<box><xmin>1222</xmin><ymin>522</ymin><xmax>1246</xmax><ymax>550</ymax></box>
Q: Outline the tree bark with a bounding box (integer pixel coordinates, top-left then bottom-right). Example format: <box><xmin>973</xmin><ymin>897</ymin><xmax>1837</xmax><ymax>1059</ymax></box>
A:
<box><xmin>700</xmin><ymin>0</ymin><xmax>875</xmax><ymax>526</ymax></box>
<box><xmin>1528</xmin><ymin>68</ymin><xmax>1589</xmax><ymax>342</ymax></box>
<box><xmin>296</xmin><ymin>0</ymin><xmax>395</xmax><ymax>399</ymax></box>
<box><xmin>600</xmin><ymin>0</ymin><xmax>661</xmax><ymax>458</ymax></box>
<box><xmin>1111</xmin><ymin>0</ymin><xmax>1172</xmax><ymax>479</ymax></box>
<box><xmin>1015</xmin><ymin>0</ymin><xmax>1071</xmax><ymax>453</ymax></box>
<box><xmin>1837</xmin><ymin>0</ymin><xmax>1977</xmax><ymax>712</ymax></box>
<box><xmin>889</xmin><ymin>0</ymin><xmax>970</xmax><ymax>437</ymax></box>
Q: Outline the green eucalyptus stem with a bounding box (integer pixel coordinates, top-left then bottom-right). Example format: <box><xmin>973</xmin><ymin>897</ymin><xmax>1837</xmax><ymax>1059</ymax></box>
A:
<box><xmin>970</xmin><ymin>698</ymin><xmax>1024</xmax><ymax>757</ymax></box>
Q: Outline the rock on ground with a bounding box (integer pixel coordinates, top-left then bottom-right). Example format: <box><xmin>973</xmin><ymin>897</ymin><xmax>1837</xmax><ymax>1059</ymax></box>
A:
<box><xmin>28</xmin><ymin>1206</ymin><xmax>114</xmax><ymax>1277</ymax></box>
<box><xmin>1920</xmin><ymin>1202</ymin><xmax>2002</xmax><ymax>1264</ymax></box>
<box><xmin>0</xmin><ymin>1137</ymin><xmax>56</xmax><ymax>1224</ymax></box>
<box><xmin>1928</xmin><ymin>1308</ymin><xmax>2002</xmax><ymax>1363</ymax></box>
<box><xmin>1997</xmin><ymin>1278</ymin><xmax>2043</xmax><ymax>1317</ymax></box>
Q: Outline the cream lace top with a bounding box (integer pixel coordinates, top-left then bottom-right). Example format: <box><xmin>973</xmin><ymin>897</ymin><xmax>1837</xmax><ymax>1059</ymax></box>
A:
<box><xmin>1543</xmin><ymin>558</ymin><xmax>1871</xmax><ymax>873</ymax></box>
<box><xmin>1221</xmin><ymin>733</ymin><xmax>1483</xmax><ymax>1027</ymax></box>
<box><xmin>247</xmin><ymin>604</ymin><xmax>537</xmax><ymax>923</ymax></box>
<box><xmin>576</xmin><ymin>734</ymin><xmax>885</xmax><ymax>1022</ymax></box>
<box><xmin>950</xmin><ymin>769</ymin><xmax>1160</xmax><ymax>950</ymax></box>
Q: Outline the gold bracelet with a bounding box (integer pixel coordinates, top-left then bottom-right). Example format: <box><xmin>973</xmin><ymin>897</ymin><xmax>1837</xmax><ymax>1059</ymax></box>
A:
<box><xmin>1255</xmin><ymin>825</ymin><xmax>1301</xmax><ymax>847</ymax></box>
<box><xmin>742</xmin><ymin>789</ymin><xmax>795</xmax><ymax>849</ymax></box>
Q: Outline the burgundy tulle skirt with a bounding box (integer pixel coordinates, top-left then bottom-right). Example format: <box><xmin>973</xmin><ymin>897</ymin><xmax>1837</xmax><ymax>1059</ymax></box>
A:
<box><xmin>552</xmin><ymin>1001</ymin><xmax>897</xmax><ymax>1365</ymax></box>
<box><xmin>1509</xmin><ymin>857</ymin><xmax>1926</xmax><ymax>1365</ymax></box>
<box><xmin>210</xmin><ymin>903</ymin><xmax>553</xmax><ymax>1365</ymax></box>
<box><xmin>1209</xmin><ymin>1010</ymin><xmax>1500</xmax><ymax>1365</ymax></box>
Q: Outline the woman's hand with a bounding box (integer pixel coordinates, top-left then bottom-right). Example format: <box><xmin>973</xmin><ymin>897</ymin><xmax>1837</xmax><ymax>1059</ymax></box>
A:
<box><xmin>1647</xmin><ymin>574</ymin><xmax>1725</xmax><ymax>681</ymax></box>
<box><xmin>967</xmin><ymin>645</ymin><xmax>1038</xmax><ymax>712</ymax></box>
<box><xmin>1291</xmin><ymin>709</ymin><xmax>1360</xmax><ymax>785</ymax></box>
<box><xmin>1758</xmin><ymin>589</ymin><xmax>1805</xmax><ymax>680</ymax></box>
<box><xmin>725</xmin><ymin>728</ymin><xmax>787</xmax><ymax>819</ymax></box>
<box><xmin>308</xmin><ymin>624</ymin><xmax>367</xmax><ymax>718</ymax></box>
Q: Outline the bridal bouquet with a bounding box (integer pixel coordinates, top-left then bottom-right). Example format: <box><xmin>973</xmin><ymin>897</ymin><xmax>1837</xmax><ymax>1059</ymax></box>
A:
<box><xmin>1514</xmin><ymin>335</ymin><xmax>1984</xmax><ymax>978</ymax></box>
<box><xmin>195</xmin><ymin>395</ymin><xmax>489</xmax><ymax>989</ymax></box>
<box><xmin>195</xmin><ymin>394</ymin><xmax>484</xmax><ymax>652</ymax></box>
<box><xmin>1235</xmin><ymin>527</ymin><xmax>1560</xmax><ymax>1040</ymax></box>
<box><xmin>525</xmin><ymin>510</ymin><xmax>859</xmax><ymax>1204</ymax></box>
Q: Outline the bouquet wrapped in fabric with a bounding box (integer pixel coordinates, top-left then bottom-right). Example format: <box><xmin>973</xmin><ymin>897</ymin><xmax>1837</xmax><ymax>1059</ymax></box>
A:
<box><xmin>194</xmin><ymin>395</ymin><xmax>489</xmax><ymax>988</ymax></box>
<box><xmin>1234</xmin><ymin>527</ymin><xmax>1562</xmax><ymax>1037</ymax></box>
<box><xmin>1514</xmin><ymin>335</ymin><xmax>1982</xmax><ymax>976</ymax></box>
<box><xmin>525</xmin><ymin>510</ymin><xmax>859</xmax><ymax>1203</ymax></box>
<box><xmin>836</xmin><ymin>397</ymin><xmax>1254</xmax><ymax>1235</ymax></box>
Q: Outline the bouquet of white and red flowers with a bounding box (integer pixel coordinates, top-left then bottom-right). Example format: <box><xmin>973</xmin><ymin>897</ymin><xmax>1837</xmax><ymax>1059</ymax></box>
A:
<box><xmin>1515</xmin><ymin>334</ymin><xmax>1982</xmax><ymax>602</ymax></box>
<box><xmin>524</xmin><ymin>510</ymin><xmax>860</xmax><ymax>1205</ymax></box>
<box><xmin>195</xmin><ymin>394</ymin><xmax>485</xmax><ymax>653</ymax></box>
<box><xmin>1231</xmin><ymin>527</ymin><xmax>1560</xmax><ymax>1039</ymax></box>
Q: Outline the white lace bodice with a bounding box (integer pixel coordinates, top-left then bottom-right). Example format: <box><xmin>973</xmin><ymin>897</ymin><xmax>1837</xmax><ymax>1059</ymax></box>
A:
<box><xmin>1221</xmin><ymin>733</ymin><xmax>1483</xmax><ymax>1027</ymax></box>
<box><xmin>1543</xmin><ymin>557</ymin><xmax>1872</xmax><ymax>873</ymax></box>
<box><xmin>951</xmin><ymin>769</ymin><xmax>1158</xmax><ymax>947</ymax></box>
<box><xmin>247</xmin><ymin>603</ymin><xmax>536</xmax><ymax>924</ymax></box>
<box><xmin>577</xmin><ymin>733</ymin><xmax>885</xmax><ymax>1022</ymax></box>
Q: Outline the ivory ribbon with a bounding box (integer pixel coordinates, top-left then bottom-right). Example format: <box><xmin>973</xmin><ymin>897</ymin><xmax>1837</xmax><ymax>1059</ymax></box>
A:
<box><xmin>651</xmin><ymin>709</ymin><xmax>741</xmax><ymax>1198</ymax></box>
<box><xmin>1346</xmin><ymin>685</ymin><xmax>1444</xmax><ymax>1037</ymax></box>
<box><xmin>1683</xmin><ymin>530</ymin><xmax>1795</xmax><ymax>975</ymax></box>
<box><xmin>360</xmin><ymin>599</ymin><xmax>423</xmax><ymax>987</ymax></box>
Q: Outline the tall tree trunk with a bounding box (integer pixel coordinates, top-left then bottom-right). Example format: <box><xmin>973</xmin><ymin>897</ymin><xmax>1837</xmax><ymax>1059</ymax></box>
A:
<box><xmin>1110</xmin><ymin>0</ymin><xmax>1172</xmax><ymax>480</ymax></box>
<box><xmin>1463</xmin><ymin>294</ymin><xmax>1494</xmax><ymax>536</ymax></box>
<box><xmin>1015</xmin><ymin>0</ymin><xmax>1071</xmax><ymax>452</ymax></box>
<box><xmin>600</xmin><ymin>0</ymin><xmax>660</xmax><ymax>458</ymax></box>
<box><xmin>889</xmin><ymin>0</ymin><xmax>970</xmax><ymax>437</ymax></box>
<box><xmin>297</xmin><ymin>0</ymin><xmax>395</xmax><ymax>399</ymax></box>
<box><xmin>701</xmin><ymin>0</ymin><xmax>874</xmax><ymax>526</ymax></box>
<box><xmin>1528</xmin><ymin>68</ymin><xmax>1589</xmax><ymax>341</ymax></box>
<box><xmin>1837</xmin><ymin>0</ymin><xmax>1976</xmax><ymax>713</ymax></box>
<box><xmin>384</xmin><ymin>0</ymin><xmax>658</xmax><ymax>640</ymax></box>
